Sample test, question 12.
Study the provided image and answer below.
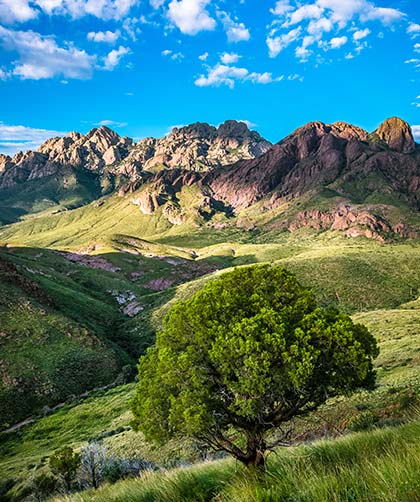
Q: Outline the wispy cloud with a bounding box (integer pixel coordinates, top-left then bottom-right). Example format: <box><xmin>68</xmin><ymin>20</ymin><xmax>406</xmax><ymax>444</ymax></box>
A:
<box><xmin>411</xmin><ymin>125</ymin><xmax>420</xmax><ymax>140</ymax></box>
<box><xmin>0</xmin><ymin>122</ymin><xmax>66</xmax><ymax>155</ymax></box>
<box><xmin>95</xmin><ymin>120</ymin><xmax>128</xmax><ymax>128</ymax></box>
<box><xmin>195</xmin><ymin>63</ymin><xmax>283</xmax><ymax>89</ymax></box>
<box><xmin>162</xmin><ymin>49</ymin><xmax>185</xmax><ymax>61</ymax></box>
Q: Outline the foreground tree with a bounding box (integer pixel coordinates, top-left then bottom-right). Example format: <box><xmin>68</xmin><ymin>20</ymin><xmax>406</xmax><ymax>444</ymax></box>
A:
<box><xmin>49</xmin><ymin>446</ymin><xmax>80</xmax><ymax>492</ymax></box>
<box><xmin>131</xmin><ymin>265</ymin><xmax>378</xmax><ymax>470</ymax></box>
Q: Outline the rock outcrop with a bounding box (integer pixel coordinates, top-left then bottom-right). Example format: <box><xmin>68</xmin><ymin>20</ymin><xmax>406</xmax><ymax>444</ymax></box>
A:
<box><xmin>374</xmin><ymin>117</ymin><xmax>416</xmax><ymax>154</ymax></box>
<box><xmin>118</xmin><ymin>120</ymin><xmax>272</xmax><ymax>174</ymax></box>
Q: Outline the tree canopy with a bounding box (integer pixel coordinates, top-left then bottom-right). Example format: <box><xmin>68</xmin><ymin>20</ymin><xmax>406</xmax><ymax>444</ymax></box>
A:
<box><xmin>131</xmin><ymin>265</ymin><xmax>379</xmax><ymax>469</ymax></box>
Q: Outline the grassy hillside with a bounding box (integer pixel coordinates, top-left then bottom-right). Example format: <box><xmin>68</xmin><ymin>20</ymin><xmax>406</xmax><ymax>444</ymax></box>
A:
<box><xmin>1</xmin><ymin>236</ymin><xmax>420</xmax><ymax>428</ymax></box>
<box><xmin>1</xmin><ymin>298</ymin><xmax>418</xmax><ymax>501</ymax></box>
<box><xmin>0</xmin><ymin>169</ymin><xmax>107</xmax><ymax>226</ymax></box>
<box><xmin>51</xmin><ymin>421</ymin><xmax>420</xmax><ymax>502</ymax></box>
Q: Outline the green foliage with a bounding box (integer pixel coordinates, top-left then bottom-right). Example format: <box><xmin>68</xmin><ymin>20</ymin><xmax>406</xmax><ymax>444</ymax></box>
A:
<box><xmin>50</xmin><ymin>421</ymin><xmax>420</xmax><ymax>502</ymax></box>
<box><xmin>50</xmin><ymin>446</ymin><xmax>81</xmax><ymax>491</ymax></box>
<box><xmin>132</xmin><ymin>265</ymin><xmax>379</xmax><ymax>467</ymax></box>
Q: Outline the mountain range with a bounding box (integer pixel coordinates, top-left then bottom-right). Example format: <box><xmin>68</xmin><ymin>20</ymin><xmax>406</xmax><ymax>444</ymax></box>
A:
<box><xmin>0</xmin><ymin>116</ymin><xmax>418</xmax><ymax>241</ymax></box>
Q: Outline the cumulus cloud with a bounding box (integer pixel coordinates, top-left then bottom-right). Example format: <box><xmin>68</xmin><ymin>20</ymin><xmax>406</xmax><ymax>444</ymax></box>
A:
<box><xmin>220</xmin><ymin>52</ymin><xmax>240</xmax><ymax>64</ymax></box>
<box><xmin>103</xmin><ymin>45</ymin><xmax>131</xmax><ymax>70</ymax></box>
<box><xmin>0</xmin><ymin>122</ymin><xmax>66</xmax><ymax>155</ymax></box>
<box><xmin>167</xmin><ymin>0</ymin><xmax>216</xmax><ymax>35</ymax></box>
<box><xmin>87</xmin><ymin>30</ymin><xmax>121</xmax><ymax>43</ymax></box>
<box><xmin>218</xmin><ymin>11</ymin><xmax>250</xmax><ymax>43</ymax></box>
<box><xmin>198</xmin><ymin>52</ymin><xmax>209</xmax><ymax>61</ymax></box>
<box><xmin>267</xmin><ymin>0</ymin><xmax>405</xmax><ymax>61</ymax></box>
<box><xmin>330</xmin><ymin>36</ymin><xmax>347</xmax><ymax>49</ymax></box>
<box><xmin>267</xmin><ymin>26</ymin><xmax>301</xmax><ymax>58</ymax></box>
<box><xmin>407</xmin><ymin>23</ymin><xmax>420</xmax><ymax>38</ymax></box>
<box><xmin>0</xmin><ymin>0</ymin><xmax>38</xmax><ymax>23</ymax></box>
<box><xmin>0</xmin><ymin>0</ymin><xmax>140</xmax><ymax>23</ymax></box>
<box><xmin>0</xmin><ymin>26</ymin><xmax>95</xmax><ymax>80</ymax></box>
<box><xmin>353</xmin><ymin>28</ymin><xmax>370</xmax><ymax>41</ymax></box>
<box><xmin>195</xmin><ymin>63</ymin><xmax>283</xmax><ymax>89</ymax></box>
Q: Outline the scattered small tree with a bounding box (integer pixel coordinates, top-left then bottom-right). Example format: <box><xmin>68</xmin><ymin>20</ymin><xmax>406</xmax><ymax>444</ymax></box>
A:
<box><xmin>29</xmin><ymin>472</ymin><xmax>58</xmax><ymax>502</ymax></box>
<box><xmin>79</xmin><ymin>442</ymin><xmax>106</xmax><ymax>489</ymax></box>
<box><xmin>131</xmin><ymin>265</ymin><xmax>379</xmax><ymax>471</ymax></box>
<box><xmin>49</xmin><ymin>446</ymin><xmax>80</xmax><ymax>492</ymax></box>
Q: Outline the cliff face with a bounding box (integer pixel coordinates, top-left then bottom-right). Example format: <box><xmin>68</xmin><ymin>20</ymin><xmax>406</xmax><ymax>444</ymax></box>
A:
<box><xmin>206</xmin><ymin>118</ymin><xmax>419</xmax><ymax>211</ymax></box>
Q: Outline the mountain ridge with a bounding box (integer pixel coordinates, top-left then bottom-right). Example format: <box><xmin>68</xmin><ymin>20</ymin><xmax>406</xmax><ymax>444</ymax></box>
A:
<box><xmin>0</xmin><ymin>117</ymin><xmax>419</xmax><ymax>242</ymax></box>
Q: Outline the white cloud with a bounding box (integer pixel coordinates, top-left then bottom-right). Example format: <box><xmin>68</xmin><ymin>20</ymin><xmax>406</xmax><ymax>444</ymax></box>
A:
<box><xmin>270</xmin><ymin>0</ymin><xmax>292</xmax><ymax>16</ymax></box>
<box><xmin>0</xmin><ymin>0</ymin><xmax>140</xmax><ymax>22</ymax></box>
<box><xmin>411</xmin><ymin>125</ymin><xmax>420</xmax><ymax>140</ymax></box>
<box><xmin>353</xmin><ymin>28</ymin><xmax>370</xmax><ymax>41</ymax></box>
<box><xmin>103</xmin><ymin>45</ymin><xmax>131</xmax><ymax>70</ymax></box>
<box><xmin>407</xmin><ymin>23</ymin><xmax>420</xmax><ymax>38</ymax></box>
<box><xmin>415</xmin><ymin>43</ymin><xmax>420</xmax><ymax>54</ymax></box>
<box><xmin>162</xmin><ymin>49</ymin><xmax>185</xmax><ymax>60</ymax></box>
<box><xmin>220</xmin><ymin>52</ymin><xmax>240</xmax><ymax>64</ymax></box>
<box><xmin>95</xmin><ymin>119</ymin><xmax>128</xmax><ymax>128</ymax></box>
<box><xmin>198</xmin><ymin>51</ymin><xmax>209</xmax><ymax>61</ymax></box>
<box><xmin>167</xmin><ymin>0</ymin><xmax>216</xmax><ymax>35</ymax></box>
<box><xmin>268</xmin><ymin>0</ymin><xmax>406</xmax><ymax>61</ymax></box>
<box><xmin>285</xmin><ymin>4</ymin><xmax>323</xmax><ymax>26</ymax></box>
<box><xmin>360</xmin><ymin>7</ymin><xmax>405</xmax><ymax>25</ymax></box>
<box><xmin>0</xmin><ymin>26</ymin><xmax>95</xmax><ymax>80</ymax></box>
<box><xmin>330</xmin><ymin>36</ymin><xmax>347</xmax><ymax>49</ymax></box>
<box><xmin>0</xmin><ymin>122</ymin><xmax>66</xmax><ymax>155</ymax></box>
<box><xmin>236</xmin><ymin>119</ymin><xmax>257</xmax><ymax>128</ymax></box>
<box><xmin>42</xmin><ymin>0</ymin><xmax>139</xmax><ymax>20</ymax></box>
<box><xmin>195</xmin><ymin>63</ymin><xmax>283</xmax><ymax>89</ymax></box>
<box><xmin>87</xmin><ymin>30</ymin><xmax>121</xmax><ymax>44</ymax></box>
<box><xmin>218</xmin><ymin>11</ymin><xmax>250</xmax><ymax>43</ymax></box>
<box><xmin>150</xmin><ymin>0</ymin><xmax>165</xmax><ymax>7</ymax></box>
<box><xmin>267</xmin><ymin>26</ymin><xmax>301</xmax><ymax>58</ymax></box>
<box><xmin>0</xmin><ymin>0</ymin><xmax>38</xmax><ymax>24</ymax></box>
<box><xmin>288</xmin><ymin>73</ymin><xmax>303</xmax><ymax>81</ymax></box>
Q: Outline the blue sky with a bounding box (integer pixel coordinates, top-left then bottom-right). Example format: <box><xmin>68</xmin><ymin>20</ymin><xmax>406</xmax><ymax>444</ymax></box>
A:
<box><xmin>0</xmin><ymin>0</ymin><xmax>419</xmax><ymax>154</ymax></box>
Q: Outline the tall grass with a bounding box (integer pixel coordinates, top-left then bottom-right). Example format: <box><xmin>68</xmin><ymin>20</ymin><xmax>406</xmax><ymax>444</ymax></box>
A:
<box><xmin>56</xmin><ymin>421</ymin><xmax>420</xmax><ymax>502</ymax></box>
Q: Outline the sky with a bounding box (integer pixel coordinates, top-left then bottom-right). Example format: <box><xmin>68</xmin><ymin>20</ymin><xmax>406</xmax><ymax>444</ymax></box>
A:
<box><xmin>0</xmin><ymin>0</ymin><xmax>419</xmax><ymax>155</ymax></box>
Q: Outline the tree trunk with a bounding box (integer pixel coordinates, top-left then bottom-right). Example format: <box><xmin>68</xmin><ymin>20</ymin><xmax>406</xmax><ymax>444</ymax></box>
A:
<box><xmin>244</xmin><ymin>434</ymin><xmax>267</xmax><ymax>474</ymax></box>
<box><xmin>245</xmin><ymin>449</ymin><xmax>266</xmax><ymax>473</ymax></box>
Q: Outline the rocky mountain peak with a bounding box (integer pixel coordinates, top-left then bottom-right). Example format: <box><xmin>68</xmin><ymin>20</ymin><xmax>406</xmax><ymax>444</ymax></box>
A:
<box><xmin>374</xmin><ymin>117</ymin><xmax>416</xmax><ymax>154</ymax></box>
<box><xmin>171</xmin><ymin>122</ymin><xmax>216</xmax><ymax>140</ymax></box>
<box><xmin>84</xmin><ymin>126</ymin><xmax>123</xmax><ymax>153</ymax></box>
<box><xmin>120</xmin><ymin>120</ymin><xmax>272</xmax><ymax>174</ymax></box>
<box><xmin>0</xmin><ymin>154</ymin><xmax>12</xmax><ymax>173</ymax></box>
